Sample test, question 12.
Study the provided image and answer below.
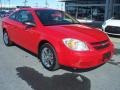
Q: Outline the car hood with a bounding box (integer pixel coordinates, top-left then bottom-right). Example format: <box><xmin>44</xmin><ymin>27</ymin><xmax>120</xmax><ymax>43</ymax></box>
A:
<box><xmin>46</xmin><ymin>24</ymin><xmax>108</xmax><ymax>43</ymax></box>
<box><xmin>105</xmin><ymin>19</ymin><xmax>120</xmax><ymax>27</ymax></box>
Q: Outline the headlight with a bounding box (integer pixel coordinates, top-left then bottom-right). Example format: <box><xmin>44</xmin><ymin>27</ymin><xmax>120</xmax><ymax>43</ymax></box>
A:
<box><xmin>63</xmin><ymin>38</ymin><xmax>89</xmax><ymax>51</ymax></box>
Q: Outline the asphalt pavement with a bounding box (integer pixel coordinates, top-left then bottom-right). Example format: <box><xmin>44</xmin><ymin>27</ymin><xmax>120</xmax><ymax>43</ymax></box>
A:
<box><xmin>0</xmin><ymin>19</ymin><xmax>120</xmax><ymax>90</ymax></box>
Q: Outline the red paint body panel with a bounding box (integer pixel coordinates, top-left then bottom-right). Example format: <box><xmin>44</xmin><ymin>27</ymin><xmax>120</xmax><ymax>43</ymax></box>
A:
<box><xmin>57</xmin><ymin>42</ymin><xmax>114</xmax><ymax>68</ymax></box>
<box><xmin>2</xmin><ymin>8</ymin><xmax>114</xmax><ymax>69</ymax></box>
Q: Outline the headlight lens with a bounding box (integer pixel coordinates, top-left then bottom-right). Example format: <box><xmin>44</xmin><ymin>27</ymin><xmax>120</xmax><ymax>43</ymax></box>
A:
<box><xmin>63</xmin><ymin>38</ymin><xmax>89</xmax><ymax>51</ymax></box>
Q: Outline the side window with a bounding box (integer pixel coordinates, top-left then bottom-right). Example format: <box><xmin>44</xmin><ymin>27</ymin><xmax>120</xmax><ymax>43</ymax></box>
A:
<box><xmin>16</xmin><ymin>10</ymin><xmax>34</xmax><ymax>24</ymax></box>
<box><xmin>9</xmin><ymin>12</ymin><xmax>18</xmax><ymax>20</ymax></box>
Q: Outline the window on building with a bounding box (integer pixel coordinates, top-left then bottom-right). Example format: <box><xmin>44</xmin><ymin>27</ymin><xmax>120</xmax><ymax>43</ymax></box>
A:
<box><xmin>114</xmin><ymin>6</ymin><xmax>120</xmax><ymax>19</ymax></box>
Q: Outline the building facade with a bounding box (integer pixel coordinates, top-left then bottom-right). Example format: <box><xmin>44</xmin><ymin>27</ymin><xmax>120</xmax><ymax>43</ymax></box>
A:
<box><xmin>61</xmin><ymin>0</ymin><xmax>120</xmax><ymax>21</ymax></box>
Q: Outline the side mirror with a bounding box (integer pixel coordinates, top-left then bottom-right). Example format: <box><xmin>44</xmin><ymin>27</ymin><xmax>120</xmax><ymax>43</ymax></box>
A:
<box><xmin>24</xmin><ymin>22</ymin><xmax>36</xmax><ymax>28</ymax></box>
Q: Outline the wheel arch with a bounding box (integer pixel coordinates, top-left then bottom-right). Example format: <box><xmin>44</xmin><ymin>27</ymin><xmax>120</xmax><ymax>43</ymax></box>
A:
<box><xmin>37</xmin><ymin>39</ymin><xmax>60</xmax><ymax>60</ymax></box>
<box><xmin>3</xmin><ymin>28</ymin><xmax>7</xmax><ymax>32</ymax></box>
<box><xmin>38</xmin><ymin>40</ymin><xmax>55</xmax><ymax>55</ymax></box>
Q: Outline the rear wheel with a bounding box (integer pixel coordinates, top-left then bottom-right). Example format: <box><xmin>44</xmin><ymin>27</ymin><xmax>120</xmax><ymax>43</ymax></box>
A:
<box><xmin>3</xmin><ymin>30</ymin><xmax>13</xmax><ymax>46</ymax></box>
<box><xmin>39</xmin><ymin>43</ymin><xmax>59</xmax><ymax>71</ymax></box>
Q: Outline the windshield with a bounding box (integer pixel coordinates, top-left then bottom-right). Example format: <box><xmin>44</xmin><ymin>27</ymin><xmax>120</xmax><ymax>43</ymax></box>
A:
<box><xmin>36</xmin><ymin>10</ymin><xmax>80</xmax><ymax>26</ymax></box>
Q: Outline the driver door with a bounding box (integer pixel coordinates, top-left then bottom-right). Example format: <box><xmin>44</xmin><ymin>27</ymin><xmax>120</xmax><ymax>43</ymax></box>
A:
<box><xmin>15</xmin><ymin>10</ymin><xmax>37</xmax><ymax>52</ymax></box>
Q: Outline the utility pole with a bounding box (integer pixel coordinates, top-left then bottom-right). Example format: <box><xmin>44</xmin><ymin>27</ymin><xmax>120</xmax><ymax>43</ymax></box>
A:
<box><xmin>45</xmin><ymin>0</ymin><xmax>48</xmax><ymax>8</ymax></box>
<box><xmin>23</xmin><ymin>0</ymin><xmax>28</xmax><ymax>6</ymax></box>
<box><xmin>8</xmin><ymin>0</ymin><xmax>10</xmax><ymax>10</ymax></box>
<box><xmin>56</xmin><ymin>3</ymin><xmax>59</xmax><ymax>9</ymax></box>
<box><xmin>61</xmin><ymin>2</ymin><xmax>63</xmax><ymax>10</ymax></box>
<box><xmin>35</xmin><ymin>2</ymin><xmax>38</xmax><ymax>8</ymax></box>
<box><xmin>0</xmin><ymin>0</ymin><xmax>2</xmax><ymax>11</ymax></box>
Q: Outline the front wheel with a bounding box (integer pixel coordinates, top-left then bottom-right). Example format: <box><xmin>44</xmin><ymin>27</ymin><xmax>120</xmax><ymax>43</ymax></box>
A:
<box><xmin>3</xmin><ymin>30</ymin><xmax>13</xmax><ymax>46</ymax></box>
<box><xmin>39</xmin><ymin>43</ymin><xmax>59</xmax><ymax>71</ymax></box>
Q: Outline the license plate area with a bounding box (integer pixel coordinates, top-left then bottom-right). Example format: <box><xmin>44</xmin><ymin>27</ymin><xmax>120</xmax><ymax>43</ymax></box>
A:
<box><xmin>103</xmin><ymin>52</ymin><xmax>111</xmax><ymax>61</ymax></box>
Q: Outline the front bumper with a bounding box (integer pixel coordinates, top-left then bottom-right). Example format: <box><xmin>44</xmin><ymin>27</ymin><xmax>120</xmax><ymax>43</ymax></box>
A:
<box><xmin>58</xmin><ymin>43</ymin><xmax>114</xmax><ymax>69</ymax></box>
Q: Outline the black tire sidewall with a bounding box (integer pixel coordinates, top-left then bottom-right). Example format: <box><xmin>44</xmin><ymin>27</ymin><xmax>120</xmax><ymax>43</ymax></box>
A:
<box><xmin>39</xmin><ymin>43</ymin><xmax>58</xmax><ymax>71</ymax></box>
<box><xmin>3</xmin><ymin>30</ymin><xmax>12</xmax><ymax>46</ymax></box>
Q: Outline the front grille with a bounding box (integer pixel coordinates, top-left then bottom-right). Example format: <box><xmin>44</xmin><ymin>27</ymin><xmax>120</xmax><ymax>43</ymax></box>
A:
<box><xmin>105</xmin><ymin>26</ymin><xmax>120</xmax><ymax>34</ymax></box>
<box><xmin>91</xmin><ymin>39</ymin><xmax>110</xmax><ymax>50</ymax></box>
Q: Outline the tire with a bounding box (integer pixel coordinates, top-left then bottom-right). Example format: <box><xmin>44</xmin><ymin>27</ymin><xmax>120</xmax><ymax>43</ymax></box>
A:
<box><xmin>3</xmin><ymin>30</ymin><xmax>13</xmax><ymax>46</ymax></box>
<box><xmin>39</xmin><ymin>43</ymin><xmax>59</xmax><ymax>71</ymax></box>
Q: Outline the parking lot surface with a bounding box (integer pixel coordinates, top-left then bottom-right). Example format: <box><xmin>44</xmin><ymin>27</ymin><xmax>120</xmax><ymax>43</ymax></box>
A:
<box><xmin>0</xmin><ymin>19</ymin><xmax>120</xmax><ymax>90</ymax></box>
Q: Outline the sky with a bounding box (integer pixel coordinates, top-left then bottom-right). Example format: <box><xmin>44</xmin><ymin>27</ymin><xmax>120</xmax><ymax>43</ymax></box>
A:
<box><xmin>1</xmin><ymin>0</ymin><xmax>64</xmax><ymax>10</ymax></box>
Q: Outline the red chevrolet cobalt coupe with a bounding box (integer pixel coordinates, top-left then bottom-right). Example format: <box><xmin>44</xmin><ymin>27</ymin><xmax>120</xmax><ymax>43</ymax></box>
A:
<box><xmin>2</xmin><ymin>8</ymin><xmax>114</xmax><ymax>71</ymax></box>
